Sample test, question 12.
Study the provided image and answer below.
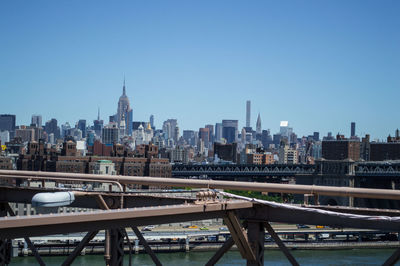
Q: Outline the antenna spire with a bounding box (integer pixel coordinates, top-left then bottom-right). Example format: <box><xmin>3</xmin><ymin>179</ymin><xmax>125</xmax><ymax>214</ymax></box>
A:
<box><xmin>123</xmin><ymin>76</ymin><xmax>126</xmax><ymax>96</ymax></box>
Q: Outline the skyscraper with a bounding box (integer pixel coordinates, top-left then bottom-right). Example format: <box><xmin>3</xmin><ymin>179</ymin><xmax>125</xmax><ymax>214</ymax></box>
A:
<box><xmin>44</xmin><ymin>118</ymin><xmax>60</xmax><ymax>139</ymax></box>
<box><xmin>31</xmin><ymin>115</ymin><xmax>42</xmax><ymax>127</ymax></box>
<box><xmin>199</xmin><ymin>127</ymin><xmax>210</xmax><ymax>149</ymax></box>
<box><xmin>117</xmin><ymin>79</ymin><xmax>133</xmax><ymax>136</ymax></box>
<box><xmin>77</xmin><ymin>119</ymin><xmax>86</xmax><ymax>138</ymax></box>
<box><xmin>150</xmin><ymin>115</ymin><xmax>154</xmax><ymax>129</ymax></box>
<box><xmin>162</xmin><ymin>119</ymin><xmax>179</xmax><ymax>143</ymax></box>
<box><xmin>313</xmin><ymin>132</ymin><xmax>320</xmax><ymax>142</ymax></box>
<box><xmin>256</xmin><ymin>113</ymin><xmax>262</xmax><ymax>135</ymax></box>
<box><xmin>222</xmin><ymin>120</ymin><xmax>238</xmax><ymax>144</ymax></box>
<box><xmin>215</xmin><ymin>123</ymin><xmax>222</xmax><ymax>143</ymax></box>
<box><xmin>205</xmin><ymin>124</ymin><xmax>214</xmax><ymax>146</ymax></box>
<box><xmin>246</xmin><ymin>100</ymin><xmax>251</xmax><ymax>128</ymax></box>
<box><xmin>351</xmin><ymin>122</ymin><xmax>356</xmax><ymax>137</ymax></box>
<box><xmin>261</xmin><ymin>129</ymin><xmax>272</xmax><ymax>148</ymax></box>
<box><xmin>279</xmin><ymin>121</ymin><xmax>292</xmax><ymax>140</ymax></box>
<box><xmin>93</xmin><ymin>108</ymin><xmax>104</xmax><ymax>137</ymax></box>
<box><xmin>102</xmin><ymin>123</ymin><xmax>119</xmax><ymax>145</ymax></box>
<box><xmin>183</xmin><ymin>130</ymin><xmax>196</xmax><ymax>146</ymax></box>
<box><xmin>0</xmin><ymin>114</ymin><xmax>16</xmax><ymax>138</ymax></box>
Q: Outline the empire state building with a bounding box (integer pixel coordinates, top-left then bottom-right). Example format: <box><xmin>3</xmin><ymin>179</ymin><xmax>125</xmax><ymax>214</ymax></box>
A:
<box><xmin>117</xmin><ymin>79</ymin><xmax>133</xmax><ymax>136</ymax></box>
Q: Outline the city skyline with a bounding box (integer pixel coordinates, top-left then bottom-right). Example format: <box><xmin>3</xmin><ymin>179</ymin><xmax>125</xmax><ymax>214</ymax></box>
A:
<box><xmin>1</xmin><ymin>1</ymin><xmax>399</xmax><ymax>139</ymax></box>
<box><xmin>2</xmin><ymin>77</ymin><xmax>398</xmax><ymax>141</ymax></box>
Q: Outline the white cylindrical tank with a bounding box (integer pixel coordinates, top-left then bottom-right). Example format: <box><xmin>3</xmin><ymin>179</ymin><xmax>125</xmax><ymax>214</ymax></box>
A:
<box><xmin>32</xmin><ymin>192</ymin><xmax>75</xmax><ymax>207</ymax></box>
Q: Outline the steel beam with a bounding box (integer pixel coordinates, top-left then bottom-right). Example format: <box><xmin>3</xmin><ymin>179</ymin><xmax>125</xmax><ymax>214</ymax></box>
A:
<box><xmin>246</xmin><ymin>221</ymin><xmax>264</xmax><ymax>266</ymax></box>
<box><xmin>383</xmin><ymin>247</ymin><xmax>400</xmax><ymax>266</ymax></box>
<box><xmin>0</xmin><ymin>203</ymin><xmax>10</xmax><ymax>266</ymax></box>
<box><xmin>264</xmin><ymin>222</ymin><xmax>299</xmax><ymax>266</ymax></box>
<box><xmin>0</xmin><ymin>201</ymin><xmax>253</xmax><ymax>239</ymax></box>
<box><xmin>96</xmin><ymin>194</ymin><xmax>110</xmax><ymax>210</ymax></box>
<box><xmin>4</xmin><ymin>203</ymin><xmax>45</xmax><ymax>266</ymax></box>
<box><xmin>205</xmin><ymin>237</ymin><xmax>234</xmax><ymax>266</ymax></box>
<box><xmin>23</xmin><ymin>238</ymin><xmax>46</xmax><ymax>266</ymax></box>
<box><xmin>3</xmin><ymin>169</ymin><xmax>400</xmax><ymax>200</ymax></box>
<box><xmin>0</xmin><ymin>186</ymin><xmax>193</xmax><ymax>209</ymax></box>
<box><xmin>238</xmin><ymin>205</ymin><xmax>400</xmax><ymax>232</ymax></box>
<box><xmin>306</xmin><ymin>205</ymin><xmax>400</xmax><ymax>217</ymax></box>
<box><xmin>0</xmin><ymin>239</ymin><xmax>10</xmax><ymax>266</ymax></box>
<box><xmin>61</xmin><ymin>231</ymin><xmax>99</xmax><ymax>266</ymax></box>
<box><xmin>223</xmin><ymin>211</ymin><xmax>256</xmax><ymax>261</ymax></box>
<box><xmin>131</xmin><ymin>226</ymin><xmax>162</xmax><ymax>266</ymax></box>
<box><xmin>109</xmin><ymin>229</ymin><xmax>124</xmax><ymax>266</ymax></box>
<box><xmin>104</xmin><ymin>230</ymin><xmax>111</xmax><ymax>266</ymax></box>
<box><xmin>122</xmin><ymin>229</ymin><xmax>132</xmax><ymax>266</ymax></box>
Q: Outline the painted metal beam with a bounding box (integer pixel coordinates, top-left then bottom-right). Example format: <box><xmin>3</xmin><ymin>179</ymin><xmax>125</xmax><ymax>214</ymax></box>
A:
<box><xmin>246</xmin><ymin>221</ymin><xmax>265</xmax><ymax>266</ymax></box>
<box><xmin>383</xmin><ymin>247</ymin><xmax>400</xmax><ymax>266</ymax></box>
<box><xmin>2</xmin><ymin>169</ymin><xmax>400</xmax><ymax>200</ymax></box>
<box><xmin>264</xmin><ymin>222</ymin><xmax>299</xmax><ymax>266</ymax></box>
<box><xmin>205</xmin><ymin>237</ymin><xmax>234</xmax><ymax>266</ymax></box>
<box><xmin>61</xmin><ymin>231</ymin><xmax>99</xmax><ymax>266</ymax></box>
<box><xmin>4</xmin><ymin>203</ymin><xmax>45</xmax><ymax>266</ymax></box>
<box><xmin>0</xmin><ymin>201</ymin><xmax>253</xmax><ymax>239</ymax></box>
<box><xmin>306</xmin><ymin>205</ymin><xmax>400</xmax><ymax>217</ymax></box>
<box><xmin>223</xmin><ymin>211</ymin><xmax>256</xmax><ymax>261</ymax></box>
<box><xmin>238</xmin><ymin>205</ymin><xmax>400</xmax><ymax>232</ymax></box>
<box><xmin>131</xmin><ymin>226</ymin><xmax>162</xmax><ymax>266</ymax></box>
<box><xmin>0</xmin><ymin>186</ymin><xmax>193</xmax><ymax>209</ymax></box>
<box><xmin>122</xmin><ymin>229</ymin><xmax>132</xmax><ymax>266</ymax></box>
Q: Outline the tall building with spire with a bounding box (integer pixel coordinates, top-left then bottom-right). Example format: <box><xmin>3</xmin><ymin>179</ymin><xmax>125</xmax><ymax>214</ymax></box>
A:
<box><xmin>246</xmin><ymin>100</ymin><xmax>251</xmax><ymax>128</ymax></box>
<box><xmin>256</xmin><ymin>113</ymin><xmax>262</xmax><ymax>135</ymax></box>
<box><xmin>117</xmin><ymin>79</ymin><xmax>133</xmax><ymax>136</ymax></box>
<box><xmin>93</xmin><ymin>107</ymin><xmax>104</xmax><ymax>138</ymax></box>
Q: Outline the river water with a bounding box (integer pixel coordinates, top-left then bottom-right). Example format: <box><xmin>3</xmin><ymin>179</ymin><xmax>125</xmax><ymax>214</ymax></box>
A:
<box><xmin>10</xmin><ymin>249</ymin><xmax>398</xmax><ymax>265</ymax></box>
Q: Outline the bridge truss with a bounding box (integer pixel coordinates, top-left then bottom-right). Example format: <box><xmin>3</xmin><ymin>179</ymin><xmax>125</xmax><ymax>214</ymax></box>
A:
<box><xmin>1</xmin><ymin>170</ymin><xmax>400</xmax><ymax>266</ymax></box>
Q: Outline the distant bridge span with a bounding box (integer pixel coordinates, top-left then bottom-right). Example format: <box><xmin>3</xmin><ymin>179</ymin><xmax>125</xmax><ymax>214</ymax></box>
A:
<box><xmin>171</xmin><ymin>161</ymin><xmax>400</xmax><ymax>179</ymax></box>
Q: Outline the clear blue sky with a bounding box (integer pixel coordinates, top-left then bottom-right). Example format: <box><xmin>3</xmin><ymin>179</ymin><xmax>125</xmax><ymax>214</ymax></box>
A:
<box><xmin>1</xmin><ymin>1</ymin><xmax>399</xmax><ymax>140</ymax></box>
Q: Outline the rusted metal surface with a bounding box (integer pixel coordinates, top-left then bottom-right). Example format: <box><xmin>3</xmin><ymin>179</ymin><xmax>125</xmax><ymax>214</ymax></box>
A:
<box><xmin>0</xmin><ymin>201</ymin><xmax>253</xmax><ymax>239</ymax></box>
<box><xmin>2</xmin><ymin>169</ymin><xmax>400</xmax><ymax>200</ymax></box>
